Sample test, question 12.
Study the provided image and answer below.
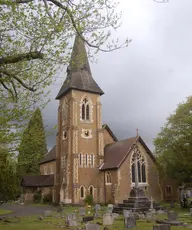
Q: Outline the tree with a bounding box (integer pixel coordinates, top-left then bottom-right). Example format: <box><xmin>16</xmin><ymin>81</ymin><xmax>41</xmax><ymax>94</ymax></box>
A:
<box><xmin>17</xmin><ymin>108</ymin><xmax>47</xmax><ymax>176</ymax></box>
<box><xmin>154</xmin><ymin>96</ymin><xmax>192</xmax><ymax>184</ymax></box>
<box><xmin>0</xmin><ymin>147</ymin><xmax>18</xmax><ymax>201</ymax></box>
<box><xmin>0</xmin><ymin>0</ymin><xmax>130</xmax><ymax>152</ymax></box>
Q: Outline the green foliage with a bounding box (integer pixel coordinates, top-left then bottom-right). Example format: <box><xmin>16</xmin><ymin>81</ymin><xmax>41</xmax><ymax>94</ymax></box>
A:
<box><xmin>17</xmin><ymin>108</ymin><xmax>47</xmax><ymax>176</ymax></box>
<box><xmin>0</xmin><ymin>0</ymin><xmax>130</xmax><ymax>153</ymax></box>
<box><xmin>33</xmin><ymin>191</ymin><xmax>42</xmax><ymax>203</ymax></box>
<box><xmin>154</xmin><ymin>96</ymin><xmax>192</xmax><ymax>184</ymax></box>
<box><xmin>43</xmin><ymin>194</ymin><xmax>52</xmax><ymax>204</ymax></box>
<box><xmin>84</xmin><ymin>194</ymin><xmax>94</xmax><ymax>206</ymax></box>
<box><xmin>0</xmin><ymin>147</ymin><xmax>18</xmax><ymax>201</ymax></box>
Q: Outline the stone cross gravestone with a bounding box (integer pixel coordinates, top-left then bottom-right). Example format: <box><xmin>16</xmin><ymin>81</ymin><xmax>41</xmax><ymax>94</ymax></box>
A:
<box><xmin>167</xmin><ymin>211</ymin><xmax>178</xmax><ymax>221</ymax></box>
<box><xmin>79</xmin><ymin>207</ymin><xmax>86</xmax><ymax>216</ymax></box>
<box><xmin>124</xmin><ymin>216</ymin><xmax>136</xmax><ymax>229</ymax></box>
<box><xmin>153</xmin><ymin>224</ymin><xmax>171</xmax><ymax>230</ymax></box>
<box><xmin>123</xmin><ymin>210</ymin><xmax>130</xmax><ymax>218</ymax></box>
<box><xmin>103</xmin><ymin>213</ymin><xmax>114</xmax><ymax>225</ymax></box>
<box><xmin>44</xmin><ymin>210</ymin><xmax>52</xmax><ymax>217</ymax></box>
<box><xmin>85</xmin><ymin>223</ymin><xmax>100</xmax><ymax>230</ymax></box>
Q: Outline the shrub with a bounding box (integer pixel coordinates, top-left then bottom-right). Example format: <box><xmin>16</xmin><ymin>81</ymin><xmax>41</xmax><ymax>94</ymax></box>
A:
<box><xmin>84</xmin><ymin>194</ymin><xmax>94</xmax><ymax>206</ymax></box>
<box><xmin>33</xmin><ymin>191</ymin><xmax>42</xmax><ymax>203</ymax></box>
<box><xmin>43</xmin><ymin>193</ymin><xmax>52</xmax><ymax>204</ymax></box>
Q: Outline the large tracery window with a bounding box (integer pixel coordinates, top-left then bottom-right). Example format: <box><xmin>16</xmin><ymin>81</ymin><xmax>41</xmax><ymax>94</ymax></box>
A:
<box><xmin>131</xmin><ymin>152</ymin><xmax>147</xmax><ymax>184</ymax></box>
<box><xmin>81</xmin><ymin>96</ymin><xmax>91</xmax><ymax>122</ymax></box>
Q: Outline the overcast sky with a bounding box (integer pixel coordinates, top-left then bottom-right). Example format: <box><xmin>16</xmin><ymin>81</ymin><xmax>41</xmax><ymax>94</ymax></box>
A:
<box><xmin>43</xmin><ymin>0</ymin><xmax>192</xmax><ymax>151</ymax></box>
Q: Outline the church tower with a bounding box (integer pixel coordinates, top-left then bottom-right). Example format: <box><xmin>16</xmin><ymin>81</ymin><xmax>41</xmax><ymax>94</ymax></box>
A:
<box><xmin>55</xmin><ymin>35</ymin><xmax>104</xmax><ymax>204</ymax></box>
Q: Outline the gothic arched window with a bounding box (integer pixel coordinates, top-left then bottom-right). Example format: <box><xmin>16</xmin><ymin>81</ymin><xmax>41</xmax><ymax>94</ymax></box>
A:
<box><xmin>81</xmin><ymin>96</ymin><xmax>92</xmax><ymax>122</ymax></box>
<box><xmin>106</xmin><ymin>172</ymin><xmax>112</xmax><ymax>184</ymax></box>
<box><xmin>86</xmin><ymin>104</ymin><xmax>90</xmax><ymax>120</ymax></box>
<box><xmin>82</xmin><ymin>104</ymin><xmax>85</xmax><ymax>120</ymax></box>
<box><xmin>131</xmin><ymin>152</ymin><xmax>147</xmax><ymax>184</ymax></box>
<box><xmin>80</xmin><ymin>186</ymin><xmax>85</xmax><ymax>199</ymax></box>
<box><xmin>89</xmin><ymin>185</ymin><xmax>94</xmax><ymax>197</ymax></box>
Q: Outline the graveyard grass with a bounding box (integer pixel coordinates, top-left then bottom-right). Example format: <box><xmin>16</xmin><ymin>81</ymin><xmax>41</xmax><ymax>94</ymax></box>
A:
<box><xmin>0</xmin><ymin>203</ymin><xmax>191</xmax><ymax>230</ymax></box>
<box><xmin>0</xmin><ymin>208</ymin><xmax>13</xmax><ymax>215</ymax></box>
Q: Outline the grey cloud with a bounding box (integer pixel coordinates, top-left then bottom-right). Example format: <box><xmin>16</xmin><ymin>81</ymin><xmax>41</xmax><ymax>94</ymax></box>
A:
<box><xmin>42</xmin><ymin>0</ymin><xmax>192</xmax><ymax>151</ymax></box>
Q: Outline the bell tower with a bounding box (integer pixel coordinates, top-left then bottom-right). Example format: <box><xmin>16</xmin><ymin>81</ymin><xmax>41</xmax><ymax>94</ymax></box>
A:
<box><xmin>54</xmin><ymin>34</ymin><xmax>104</xmax><ymax>204</ymax></box>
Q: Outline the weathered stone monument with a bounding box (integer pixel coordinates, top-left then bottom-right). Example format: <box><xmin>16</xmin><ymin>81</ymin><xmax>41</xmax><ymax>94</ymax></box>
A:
<box><xmin>113</xmin><ymin>144</ymin><xmax>151</xmax><ymax>213</ymax></box>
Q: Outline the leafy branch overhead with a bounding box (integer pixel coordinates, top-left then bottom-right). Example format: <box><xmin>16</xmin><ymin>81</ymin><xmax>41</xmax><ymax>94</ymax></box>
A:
<box><xmin>0</xmin><ymin>0</ymin><xmax>130</xmax><ymax>101</ymax></box>
<box><xmin>0</xmin><ymin>0</ymin><xmax>130</xmax><ymax>150</ymax></box>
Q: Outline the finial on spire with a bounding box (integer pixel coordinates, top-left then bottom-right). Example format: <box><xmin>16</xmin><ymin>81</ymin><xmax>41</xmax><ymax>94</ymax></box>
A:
<box><xmin>136</xmin><ymin>128</ymin><xmax>139</xmax><ymax>137</ymax></box>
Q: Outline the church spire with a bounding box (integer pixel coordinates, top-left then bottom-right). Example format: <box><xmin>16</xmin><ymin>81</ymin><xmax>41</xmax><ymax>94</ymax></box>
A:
<box><xmin>56</xmin><ymin>34</ymin><xmax>104</xmax><ymax>99</ymax></box>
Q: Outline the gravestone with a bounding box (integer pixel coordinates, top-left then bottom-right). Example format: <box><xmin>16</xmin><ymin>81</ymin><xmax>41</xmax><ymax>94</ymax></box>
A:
<box><xmin>123</xmin><ymin>210</ymin><xmax>130</xmax><ymax>218</ymax></box>
<box><xmin>124</xmin><ymin>216</ymin><xmax>136</xmax><ymax>229</ymax></box>
<box><xmin>85</xmin><ymin>223</ymin><xmax>100</xmax><ymax>230</ymax></box>
<box><xmin>94</xmin><ymin>211</ymin><xmax>100</xmax><ymax>218</ymax></box>
<box><xmin>94</xmin><ymin>204</ymin><xmax>101</xmax><ymax>218</ymax></box>
<box><xmin>66</xmin><ymin>213</ymin><xmax>76</xmax><ymax>221</ymax></box>
<box><xmin>66</xmin><ymin>219</ymin><xmax>78</xmax><ymax>227</ymax></box>
<box><xmin>153</xmin><ymin>224</ymin><xmax>171</xmax><ymax>230</ymax></box>
<box><xmin>107</xmin><ymin>204</ymin><xmax>113</xmax><ymax>213</ymax></box>
<box><xmin>79</xmin><ymin>207</ymin><xmax>86</xmax><ymax>216</ymax></box>
<box><xmin>103</xmin><ymin>213</ymin><xmax>114</xmax><ymax>225</ymax></box>
<box><xmin>113</xmin><ymin>213</ymin><xmax>119</xmax><ymax>219</ymax></box>
<box><xmin>44</xmin><ymin>210</ymin><xmax>52</xmax><ymax>217</ymax></box>
<box><xmin>167</xmin><ymin>211</ymin><xmax>178</xmax><ymax>221</ymax></box>
<box><xmin>190</xmin><ymin>208</ymin><xmax>192</xmax><ymax>216</ymax></box>
<box><xmin>83</xmin><ymin>216</ymin><xmax>94</xmax><ymax>223</ymax></box>
<box><xmin>170</xmin><ymin>201</ymin><xmax>175</xmax><ymax>209</ymax></box>
<box><xmin>95</xmin><ymin>204</ymin><xmax>101</xmax><ymax>211</ymax></box>
<box><xmin>146</xmin><ymin>212</ymin><xmax>154</xmax><ymax>222</ymax></box>
<box><xmin>157</xmin><ymin>210</ymin><xmax>165</xmax><ymax>215</ymax></box>
<box><xmin>57</xmin><ymin>206</ymin><xmax>63</xmax><ymax>213</ymax></box>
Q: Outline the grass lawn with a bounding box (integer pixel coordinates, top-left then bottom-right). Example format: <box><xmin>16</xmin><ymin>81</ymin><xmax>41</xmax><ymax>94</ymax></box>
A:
<box><xmin>0</xmin><ymin>208</ymin><xmax>13</xmax><ymax>215</ymax></box>
<box><xmin>0</xmin><ymin>204</ymin><xmax>191</xmax><ymax>230</ymax></box>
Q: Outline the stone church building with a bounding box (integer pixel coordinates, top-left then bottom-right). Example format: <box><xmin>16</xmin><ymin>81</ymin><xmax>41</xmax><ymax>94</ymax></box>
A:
<box><xmin>21</xmin><ymin>35</ymin><xmax>179</xmax><ymax>204</ymax></box>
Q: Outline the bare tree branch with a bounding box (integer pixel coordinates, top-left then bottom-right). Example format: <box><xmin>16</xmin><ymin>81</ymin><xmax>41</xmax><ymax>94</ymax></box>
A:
<box><xmin>0</xmin><ymin>52</ymin><xmax>44</xmax><ymax>65</ymax></box>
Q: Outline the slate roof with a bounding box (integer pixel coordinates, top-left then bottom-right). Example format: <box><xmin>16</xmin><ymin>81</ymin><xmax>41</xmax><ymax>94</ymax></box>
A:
<box><xmin>102</xmin><ymin>124</ymin><xmax>118</xmax><ymax>142</ymax></box>
<box><xmin>100</xmin><ymin>136</ymin><xmax>155</xmax><ymax>171</ymax></box>
<box><xmin>39</xmin><ymin>146</ymin><xmax>56</xmax><ymax>164</ymax></box>
<box><xmin>21</xmin><ymin>175</ymin><xmax>54</xmax><ymax>187</ymax></box>
<box><xmin>56</xmin><ymin>34</ymin><xmax>104</xmax><ymax>99</ymax></box>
